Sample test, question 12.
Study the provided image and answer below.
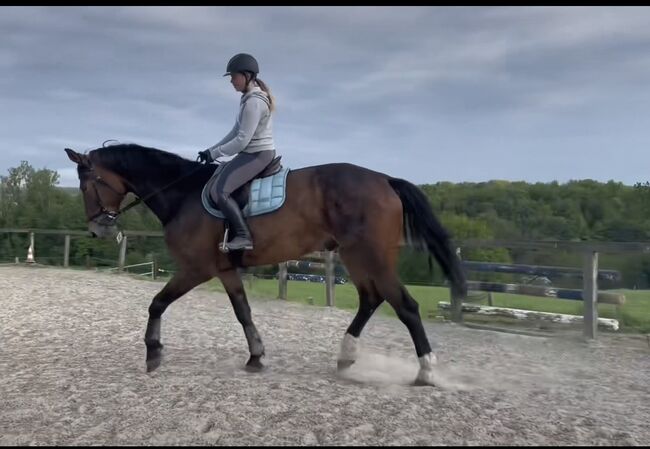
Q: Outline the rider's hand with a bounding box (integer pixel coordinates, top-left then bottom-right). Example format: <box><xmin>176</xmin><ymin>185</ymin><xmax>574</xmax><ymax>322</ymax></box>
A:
<box><xmin>197</xmin><ymin>149</ymin><xmax>214</xmax><ymax>164</ymax></box>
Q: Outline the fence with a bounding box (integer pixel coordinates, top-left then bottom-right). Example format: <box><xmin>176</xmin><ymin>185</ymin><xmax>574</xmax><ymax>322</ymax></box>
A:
<box><xmin>277</xmin><ymin>251</ymin><xmax>344</xmax><ymax>307</ymax></box>
<box><xmin>2</xmin><ymin>228</ymin><xmax>649</xmax><ymax>339</ymax></box>
<box><xmin>277</xmin><ymin>240</ymin><xmax>650</xmax><ymax>339</ymax></box>
<box><xmin>104</xmin><ymin>261</ymin><xmax>158</xmax><ymax>279</ymax></box>
<box><xmin>437</xmin><ymin>259</ymin><xmax>624</xmax><ymax>332</ymax></box>
<box><xmin>0</xmin><ymin>228</ymin><xmax>165</xmax><ymax>271</ymax></box>
<box><xmin>445</xmin><ymin>240</ymin><xmax>650</xmax><ymax>338</ymax></box>
<box><xmin>278</xmin><ymin>251</ymin><xmax>619</xmax><ymax>337</ymax></box>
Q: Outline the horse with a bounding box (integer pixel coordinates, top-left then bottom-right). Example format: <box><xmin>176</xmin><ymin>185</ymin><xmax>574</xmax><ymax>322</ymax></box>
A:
<box><xmin>64</xmin><ymin>143</ymin><xmax>467</xmax><ymax>386</ymax></box>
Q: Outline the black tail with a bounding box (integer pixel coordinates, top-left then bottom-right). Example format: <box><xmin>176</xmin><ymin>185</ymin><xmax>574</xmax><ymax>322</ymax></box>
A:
<box><xmin>388</xmin><ymin>177</ymin><xmax>467</xmax><ymax>299</ymax></box>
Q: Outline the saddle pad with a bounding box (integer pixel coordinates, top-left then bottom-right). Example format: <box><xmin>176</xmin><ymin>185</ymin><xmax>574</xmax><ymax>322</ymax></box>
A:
<box><xmin>201</xmin><ymin>167</ymin><xmax>290</xmax><ymax>219</ymax></box>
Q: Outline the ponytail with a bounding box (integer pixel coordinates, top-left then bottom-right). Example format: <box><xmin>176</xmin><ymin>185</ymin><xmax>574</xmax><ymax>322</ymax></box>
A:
<box><xmin>243</xmin><ymin>71</ymin><xmax>276</xmax><ymax>113</ymax></box>
<box><xmin>255</xmin><ymin>78</ymin><xmax>275</xmax><ymax>113</ymax></box>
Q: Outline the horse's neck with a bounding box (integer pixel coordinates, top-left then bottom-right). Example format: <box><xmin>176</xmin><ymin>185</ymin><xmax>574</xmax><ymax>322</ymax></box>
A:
<box><xmin>120</xmin><ymin>163</ymin><xmax>208</xmax><ymax>226</ymax></box>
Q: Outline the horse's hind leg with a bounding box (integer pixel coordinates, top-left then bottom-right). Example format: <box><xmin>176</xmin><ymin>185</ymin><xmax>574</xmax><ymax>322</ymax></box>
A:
<box><xmin>335</xmin><ymin>246</ymin><xmax>386</xmax><ymax>370</ymax></box>
<box><xmin>145</xmin><ymin>271</ymin><xmax>208</xmax><ymax>372</ymax></box>
<box><xmin>217</xmin><ymin>269</ymin><xmax>265</xmax><ymax>372</ymax></box>
<box><xmin>372</xmin><ymin>275</ymin><xmax>438</xmax><ymax>386</ymax></box>
<box><xmin>337</xmin><ymin>283</ymin><xmax>383</xmax><ymax>370</ymax></box>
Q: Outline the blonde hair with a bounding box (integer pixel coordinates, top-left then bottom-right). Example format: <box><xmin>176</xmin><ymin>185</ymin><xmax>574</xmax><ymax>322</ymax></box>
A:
<box><xmin>243</xmin><ymin>72</ymin><xmax>275</xmax><ymax>112</ymax></box>
<box><xmin>255</xmin><ymin>78</ymin><xmax>275</xmax><ymax>113</ymax></box>
<box><xmin>244</xmin><ymin>72</ymin><xmax>275</xmax><ymax>113</ymax></box>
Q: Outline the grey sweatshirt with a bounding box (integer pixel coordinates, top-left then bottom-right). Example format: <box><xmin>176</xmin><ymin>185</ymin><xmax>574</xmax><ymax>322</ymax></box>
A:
<box><xmin>207</xmin><ymin>84</ymin><xmax>275</xmax><ymax>158</ymax></box>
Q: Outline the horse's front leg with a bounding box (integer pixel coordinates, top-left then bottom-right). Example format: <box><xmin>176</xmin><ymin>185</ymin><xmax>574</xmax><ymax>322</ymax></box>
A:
<box><xmin>145</xmin><ymin>271</ymin><xmax>208</xmax><ymax>372</ymax></box>
<box><xmin>217</xmin><ymin>269</ymin><xmax>265</xmax><ymax>372</ymax></box>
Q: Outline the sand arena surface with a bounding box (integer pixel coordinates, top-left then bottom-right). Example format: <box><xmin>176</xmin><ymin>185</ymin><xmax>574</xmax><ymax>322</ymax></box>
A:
<box><xmin>1</xmin><ymin>266</ymin><xmax>649</xmax><ymax>445</ymax></box>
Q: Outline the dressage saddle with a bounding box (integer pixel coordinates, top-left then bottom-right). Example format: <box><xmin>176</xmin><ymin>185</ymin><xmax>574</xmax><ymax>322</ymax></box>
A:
<box><xmin>205</xmin><ymin>155</ymin><xmax>283</xmax><ymax>211</ymax></box>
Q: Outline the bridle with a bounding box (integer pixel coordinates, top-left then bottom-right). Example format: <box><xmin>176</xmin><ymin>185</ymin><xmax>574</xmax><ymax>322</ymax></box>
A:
<box><xmin>84</xmin><ymin>166</ymin><xmax>132</xmax><ymax>226</ymax></box>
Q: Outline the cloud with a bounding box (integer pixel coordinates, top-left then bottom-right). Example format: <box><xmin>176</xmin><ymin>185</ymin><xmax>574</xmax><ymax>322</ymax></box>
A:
<box><xmin>2</xmin><ymin>6</ymin><xmax>650</xmax><ymax>187</ymax></box>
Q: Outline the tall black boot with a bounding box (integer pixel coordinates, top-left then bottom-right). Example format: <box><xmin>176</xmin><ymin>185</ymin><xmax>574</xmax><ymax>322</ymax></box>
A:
<box><xmin>217</xmin><ymin>195</ymin><xmax>253</xmax><ymax>251</ymax></box>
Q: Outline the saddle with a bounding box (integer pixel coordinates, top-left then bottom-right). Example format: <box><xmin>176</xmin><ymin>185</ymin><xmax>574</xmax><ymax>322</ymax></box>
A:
<box><xmin>201</xmin><ymin>156</ymin><xmax>290</xmax><ymax>219</ymax></box>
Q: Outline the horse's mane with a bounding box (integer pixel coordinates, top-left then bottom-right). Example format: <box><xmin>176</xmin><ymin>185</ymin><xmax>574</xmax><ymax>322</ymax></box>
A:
<box><xmin>90</xmin><ymin>143</ymin><xmax>214</xmax><ymax>191</ymax></box>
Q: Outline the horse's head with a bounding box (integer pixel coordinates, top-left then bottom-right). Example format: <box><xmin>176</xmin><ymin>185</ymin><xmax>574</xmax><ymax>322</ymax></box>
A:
<box><xmin>64</xmin><ymin>148</ymin><xmax>129</xmax><ymax>239</ymax></box>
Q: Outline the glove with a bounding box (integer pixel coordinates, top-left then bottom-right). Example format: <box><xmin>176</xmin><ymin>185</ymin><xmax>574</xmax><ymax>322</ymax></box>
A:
<box><xmin>197</xmin><ymin>149</ymin><xmax>214</xmax><ymax>164</ymax></box>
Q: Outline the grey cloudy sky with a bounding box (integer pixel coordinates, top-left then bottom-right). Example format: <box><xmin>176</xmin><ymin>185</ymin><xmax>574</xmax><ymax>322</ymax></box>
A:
<box><xmin>2</xmin><ymin>6</ymin><xmax>650</xmax><ymax>187</ymax></box>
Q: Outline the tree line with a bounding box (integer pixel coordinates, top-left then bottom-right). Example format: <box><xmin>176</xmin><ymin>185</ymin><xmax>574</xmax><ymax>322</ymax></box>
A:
<box><xmin>2</xmin><ymin>161</ymin><xmax>649</xmax><ymax>289</ymax></box>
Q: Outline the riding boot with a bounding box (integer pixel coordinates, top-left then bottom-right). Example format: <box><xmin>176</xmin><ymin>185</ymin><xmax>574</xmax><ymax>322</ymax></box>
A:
<box><xmin>217</xmin><ymin>195</ymin><xmax>254</xmax><ymax>251</ymax></box>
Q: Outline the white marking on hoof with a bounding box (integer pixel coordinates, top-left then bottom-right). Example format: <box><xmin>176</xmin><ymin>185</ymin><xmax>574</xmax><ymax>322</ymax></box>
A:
<box><xmin>419</xmin><ymin>352</ymin><xmax>437</xmax><ymax>370</ymax></box>
<box><xmin>415</xmin><ymin>352</ymin><xmax>438</xmax><ymax>386</ymax></box>
<box><xmin>337</xmin><ymin>333</ymin><xmax>359</xmax><ymax>366</ymax></box>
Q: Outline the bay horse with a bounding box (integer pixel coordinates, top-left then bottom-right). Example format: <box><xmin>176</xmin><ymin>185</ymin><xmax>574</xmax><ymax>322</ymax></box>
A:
<box><xmin>64</xmin><ymin>144</ymin><xmax>466</xmax><ymax>386</ymax></box>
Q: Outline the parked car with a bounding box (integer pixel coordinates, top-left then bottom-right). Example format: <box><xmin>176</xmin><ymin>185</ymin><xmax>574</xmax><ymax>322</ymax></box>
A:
<box><xmin>521</xmin><ymin>275</ymin><xmax>552</xmax><ymax>286</ymax></box>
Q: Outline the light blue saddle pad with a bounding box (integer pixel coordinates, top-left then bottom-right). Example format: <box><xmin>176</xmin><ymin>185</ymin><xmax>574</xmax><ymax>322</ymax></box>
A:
<box><xmin>201</xmin><ymin>167</ymin><xmax>290</xmax><ymax>219</ymax></box>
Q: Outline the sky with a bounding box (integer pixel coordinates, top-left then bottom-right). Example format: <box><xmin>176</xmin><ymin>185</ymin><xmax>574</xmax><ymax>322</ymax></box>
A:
<box><xmin>2</xmin><ymin>6</ymin><xmax>650</xmax><ymax>188</ymax></box>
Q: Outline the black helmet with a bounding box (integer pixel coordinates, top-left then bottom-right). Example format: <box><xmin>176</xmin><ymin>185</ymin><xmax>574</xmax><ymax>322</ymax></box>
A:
<box><xmin>223</xmin><ymin>53</ymin><xmax>259</xmax><ymax>77</ymax></box>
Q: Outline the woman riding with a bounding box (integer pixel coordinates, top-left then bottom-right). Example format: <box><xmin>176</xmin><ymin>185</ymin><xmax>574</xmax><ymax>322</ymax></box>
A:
<box><xmin>198</xmin><ymin>53</ymin><xmax>276</xmax><ymax>252</ymax></box>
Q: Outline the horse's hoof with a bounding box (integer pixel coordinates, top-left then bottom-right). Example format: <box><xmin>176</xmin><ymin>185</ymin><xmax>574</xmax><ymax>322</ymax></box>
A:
<box><xmin>146</xmin><ymin>346</ymin><xmax>163</xmax><ymax>373</ymax></box>
<box><xmin>337</xmin><ymin>359</ymin><xmax>355</xmax><ymax>371</ymax></box>
<box><xmin>245</xmin><ymin>356</ymin><xmax>265</xmax><ymax>373</ymax></box>
<box><xmin>146</xmin><ymin>356</ymin><xmax>162</xmax><ymax>373</ymax></box>
<box><xmin>412</xmin><ymin>369</ymin><xmax>437</xmax><ymax>387</ymax></box>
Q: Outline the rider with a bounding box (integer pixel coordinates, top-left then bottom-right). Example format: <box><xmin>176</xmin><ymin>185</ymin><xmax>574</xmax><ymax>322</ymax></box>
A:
<box><xmin>198</xmin><ymin>53</ymin><xmax>276</xmax><ymax>252</ymax></box>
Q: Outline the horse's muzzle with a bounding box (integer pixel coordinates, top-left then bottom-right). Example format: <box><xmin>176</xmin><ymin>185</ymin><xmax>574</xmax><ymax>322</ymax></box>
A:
<box><xmin>88</xmin><ymin>220</ymin><xmax>118</xmax><ymax>239</ymax></box>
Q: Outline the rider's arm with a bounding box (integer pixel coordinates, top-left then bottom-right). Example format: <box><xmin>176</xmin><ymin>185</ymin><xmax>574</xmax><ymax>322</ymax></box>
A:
<box><xmin>207</xmin><ymin>97</ymin><xmax>265</xmax><ymax>158</ymax></box>
<box><xmin>210</xmin><ymin>123</ymin><xmax>238</xmax><ymax>150</ymax></box>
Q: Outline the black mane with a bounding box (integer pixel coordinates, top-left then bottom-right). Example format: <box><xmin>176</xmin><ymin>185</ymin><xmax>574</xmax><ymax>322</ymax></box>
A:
<box><xmin>90</xmin><ymin>143</ymin><xmax>215</xmax><ymax>192</ymax></box>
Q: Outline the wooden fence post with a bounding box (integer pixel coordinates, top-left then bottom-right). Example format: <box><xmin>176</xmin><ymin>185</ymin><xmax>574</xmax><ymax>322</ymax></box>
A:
<box><xmin>583</xmin><ymin>251</ymin><xmax>599</xmax><ymax>339</ymax></box>
<box><xmin>325</xmin><ymin>251</ymin><xmax>335</xmax><ymax>307</ymax></box>
<box><xmin>151</xmin><ymin>254</ymin><xmax>157</xmax><ymax>280</ymax></box>
<box><xmin>450</xmin><ymin>247</ymin><xmax>463</xmax><ymax>322</ymax></box>
<box><xmin>278</xmin><ymin>262</ymin><xmax>288</xmax><ymax>300</ymax></box>
<box><xmin>63</xmin><ymin>235</ymin><xmax>70</xmax><ymax>268</ymax></box>
<box><xmin>118</xmin><ymin>235</ymin><xmax>128</xmax><ymax>271</ymax></box>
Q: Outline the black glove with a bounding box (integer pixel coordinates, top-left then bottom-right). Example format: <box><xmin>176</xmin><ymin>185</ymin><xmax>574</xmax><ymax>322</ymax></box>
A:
<box><xmin>197</xmin><ymin>149</ymin><xmax>214</xmax><ymax>164</ymax></box>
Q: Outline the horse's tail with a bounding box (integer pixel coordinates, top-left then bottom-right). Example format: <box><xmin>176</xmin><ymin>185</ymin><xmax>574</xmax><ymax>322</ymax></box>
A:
<box><xmin>388</xmin><ymin>177</ymin><xmax>467</xmax><ymax>300</ymax></box>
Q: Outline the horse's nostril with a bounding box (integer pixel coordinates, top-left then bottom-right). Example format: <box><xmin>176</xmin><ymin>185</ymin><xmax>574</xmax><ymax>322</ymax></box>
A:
<box><xmin>89</xmin><ymin>231</ymin><xmax>97</xmax><ymax>238</ymax></box>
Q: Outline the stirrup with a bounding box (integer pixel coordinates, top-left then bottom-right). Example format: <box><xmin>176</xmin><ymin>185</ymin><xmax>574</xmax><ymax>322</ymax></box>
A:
<box><xmin>225</xmin><ymin>237</ymin><xmax>254</xmax><ymax>252</ymax></box>
<box><xmin>219</xmin><ymin>225</ymin><xmax>230</xmax><ymax>253</ymax></box>
<box><xmin>219</xmin><ymin>225</ymin><xmax>253</xmax><ymax>253</ymax></box>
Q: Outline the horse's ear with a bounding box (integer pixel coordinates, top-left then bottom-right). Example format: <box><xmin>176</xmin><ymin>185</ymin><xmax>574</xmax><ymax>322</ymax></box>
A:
<box><xmin>64</xmin><ymin>148</ymin><xmax>87</xmax><ymax>166</ymax></box>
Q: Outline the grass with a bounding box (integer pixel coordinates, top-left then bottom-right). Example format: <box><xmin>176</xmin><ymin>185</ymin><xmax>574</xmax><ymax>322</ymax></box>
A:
<box><xmin>9</xmin><ymin>261</ymin><xmax>646</xmax><ymax>334</ymax></box>
<box><xmin>204</xmin><ymin>277</ymin><xmax>650</xmax><ymax>334</ymax></box>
